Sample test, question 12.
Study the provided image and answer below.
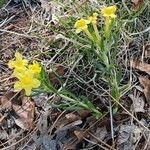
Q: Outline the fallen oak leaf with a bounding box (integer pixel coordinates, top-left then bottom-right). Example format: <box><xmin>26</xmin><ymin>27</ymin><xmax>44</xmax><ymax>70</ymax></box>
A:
<box><xmin>131</xmin><ymin>0</ymin><xmax>143</xmax><ymax>5</ymax></box>
<box><xmin>77</xmin><ymin>109</ymin><xmax>90</xmax><ymax>119</ymax></box>
<box><xmin>139</xmin><ymin>76</ymin><xmax>150</xmax><ymax>104</ymax></box>
<box><xmin>130</xmin><ymin>60</ymin><xmax>150</xmax><ymax>75</ymax></box>
<box><xmin>55</xmin><ymin>120</ymin><xmax>82</xmax><ymax>133</ymax></box>
<box><xmin>12</xmin><ymin>97</ymin><xmax>35</xmax><ymax>130</ymax></box>
<box><xmin>0</xmin><ymin>95</ymin><xmax>12</xmax><ymax>111</ymax></box>
<box><xmin>131</xmin><ymin>0</ymin><xmax>144</xmax><ymax>10</ymax></box>
<box><xmin>0</xmin><ymin>91</ymin><xmax>19</xmax><ymax>111</ymax></box>
<box><xmin>65</xmin><ymin>113</ymin><xmax>81</xmax><ymax>123</ymax></box>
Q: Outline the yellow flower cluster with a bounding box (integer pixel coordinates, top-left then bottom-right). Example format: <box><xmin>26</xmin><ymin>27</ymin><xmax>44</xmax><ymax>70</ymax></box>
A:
<box><xmin>88</xmin><ymin>13</ymin><xmax>98</xmax><ymax>25</ymax></box>
<box><xmin>101</xmin><ymin>5</ymin><xmax>117</xmax><ymax>38</ymax></box>
<box><xmin>8</xmin><ymin>52</ymin><xmax>41</xmax><ymax>95</ymax></box>
<box><xmin>101</xmin><ymin>5</ymin><xmax>117</xmax><ymax>19</ymax></box>
<box><xmin>74</xmin><ymin>5</ymin><xmax>117</xmax><ymax>39</ymax></box>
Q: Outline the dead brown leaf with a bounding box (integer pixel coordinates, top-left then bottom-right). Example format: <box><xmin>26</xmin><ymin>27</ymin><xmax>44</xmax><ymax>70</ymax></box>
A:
<box><xmin>131</xmin><ymin>0</ymin><xmax>144</xmax><ymax>10</ymax></box>
<box><xmin>89</xmin><ymin>127</ymin><xmax>107</xmax><ymax>143</ymax></box>
<box><xmin>144</xmin><ymin>43</ymin><xmax>150</xmax><ymax>58</ymax></box>
<box><xmin>0</xmin><ymin>95</ymin><xmax>12</xmax><ymax>111</ymax></box>
<box><xmin>55</xmin><ymin>120</ymin><xmax>82</xmax><ymax>133</ymax></box>
<box><xmin>74</xmin><ymin>130</ymin><xmax>85</xmax><ymax>141</ymax></box>
<box><xmin>65</xmin><ymin>113</ymin><xmax>81</xmax><ymax>123</ymax></box>
<box><xmin>131</xmin><ymin>0</ymin><xmax>143</xmax><ymax>5</ymax></box>
<box><xmin>131</xmin><ymin>60</ymin><xmax>150</xmax><ymax>103</ymax></box>
<box><xmin>63</xmin><ymin>130</ymin><xmax>85</xmax><ymax>150</ymax></box>
<box><xmin>139</xmin><ymin>76</ymin><xmax>150</xmax><ymax>103</ymax></box>
<box><xmin>53</xmin><ymin>116</ymin><xmax>69</xmax><ymax>131</ymax></box>
<box><xmin>49</xmin><ymin>66</ymin><xmax>64</xmax><ymax>84</ymax></box>
<box><xmin>129</xmin><ymin>91</ymin><xmax>145</xmax><ymax>113</ymax></box>
<box><xmin>77</xmin><ymin>110</ymin><xmax>90</xmax><ymax>119</ymax></box>
<box><xmin>0</xmin><ymin>92</ymin><xmax>19</xmax><ymax>111</ymax></box>
<box><xmin>131</xmin><ymin>60</ymin><xmax>150</xmax><ymax>75</ymax></box>
<box><xmin>12</xmin><ymin>97</ymin><xmax>35</xmax><ymax>130</ymax></box>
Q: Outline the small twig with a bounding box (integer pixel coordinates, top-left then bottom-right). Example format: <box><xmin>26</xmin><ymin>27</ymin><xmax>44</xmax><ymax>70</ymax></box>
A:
<box><xmin>48</xmin><ymin>110</ymin><xmax>66</xmax><ymax>135</ymax></box>
<box><xmin>129</xmin><ymin>26</ymin><xmax>150</xmax><ymax>36</ymax></box>
<box><xmin>109</xmin><ymin>100</ymin><xmax>115</xmax><ymax>148</ymax></box>
<box><xmin>83</xmin><ymin>137</ymin><xmax>110</xmax><ymax>150</ymax></box>
<box><xmin>0</xmin><ymin>29</ymin><xmax>37</xmax><ymax>38</ymax></box>
<box><xmin>0</xmin><ymin>15</ymin><xmax>16</xmax><ymax>28</ymax></box>
<box><xmin>88</xmin><ymin>132</ymin><xmax>114</xmax><ymax>150</ymax></box>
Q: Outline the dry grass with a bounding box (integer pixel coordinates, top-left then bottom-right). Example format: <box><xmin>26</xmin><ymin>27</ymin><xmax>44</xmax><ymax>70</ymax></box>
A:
<box><xmin>0</xmin><ymin>0</ymin><xmax>150</xmax><ymax>149</ymax></box>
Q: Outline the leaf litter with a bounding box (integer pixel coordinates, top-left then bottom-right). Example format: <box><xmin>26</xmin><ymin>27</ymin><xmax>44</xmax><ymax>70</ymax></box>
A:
<box><xmin>129</xmin><ymin>90</ymin><xmax>145</xmax><ymax>113</ymax></box>
<box><xmin>0</xmin><ymin>0</ymin><xmax>150</xmax><ymax>149</ymax></box>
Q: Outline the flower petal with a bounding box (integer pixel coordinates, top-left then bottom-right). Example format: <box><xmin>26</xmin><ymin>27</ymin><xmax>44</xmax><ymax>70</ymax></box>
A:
<box><xmin>14</xmin><ymin>81</ymin><xmax>22</xmax><ymax>91</ymax></box>
<box><xmin>32</xmin><ymin>79</ymin><xmax>41</xmax><ymax>88</ymax></box>
<box><xmin>76</xmin><ymin>28</ymin><xmax>82</xmax><ymax>33</ymax></box>
<box><xmin>25</xmin><ymin>88</ymin><xmax>32</xmax><ymax>96</ymax></box>
<box><xmin>8</xmin><ymin>60</ymin><xmax>15</xmax><ymax>69</ymax></box>
<box><xmin>85</xmin><ymin>20</ymin><xmax>91</xmax><ymax>24</ymax></box>
<box><xmin>15</xmin><ymin>52</ymin><xmax>22</xmax><ymax>60</ymax></box>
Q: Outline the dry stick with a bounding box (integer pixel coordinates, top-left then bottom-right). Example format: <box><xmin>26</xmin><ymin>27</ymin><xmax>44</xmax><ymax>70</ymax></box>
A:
<box><xmin>55</xmin><ymin>34</ymin><xmax>91</xmax><ymax>48</ymax></box>
<box><xmin>0</xmin><ymin>127</ymin><xmax>37</xmax><ymax>150</ymax></box>
<box><xmin>88</xmin><ymin>132</ymin><xmax>114</xmax><ymax>150</ymax></box>
<box><xmin>2</xmin><ymin>0</ymin><xmax>11</xmax><ymax>9</ymax></box>
<box><xmin>105</xmin><ymin>82</ymin><xmax>150</xmax><ymax>132</ymax></box>
<box><xmin>0</xmin><ymin>75</ymin><xmax>12</xmax><ymax>84</ymax></box>
<box><xmin>83</xmin><ymin>112</ymin><xmax>115</xmax><ymax>149</ymax></box>
<box><xmin>63</xmin><ymin>55</ymin><xmax>83</xmax><ymax>87</ymax></box>
<box><xmin>0</xmin><ymin>129</ymin><xmax>25</xmax><ymax>148</ymax></box>
<box><xmin>0</xmin><ymin>29</ymin><xmax>37</xmax><ymax>38</ymax></box>
<box><xmin>45</xmin><ymin>41</ymin><xmax>69</xmax><ymax>68</ymax></box>
<box><xmin>46</xmin><ymin>55</ymin><xmax>83</xmax><ymax>108</ymax></box>
<box><xmin>122</xmin><ymin>0</ymin><xmax>131</xmax><ymax>14</ymax></box>
<box><xmin>0</xmin><ymin>15</ymin><xmax>16</xmax><ymax>28</ymax></box>
<box><xmin>72</xmin><ymin>71</ymin><xmax>108</xmax><ymax>108</ymax></box>
<box><xmin>134</xmin><ymin>122</ymin><xmax>150</xmax><ymax>150</ymax></box>
<box><xmin>0</xmin><ymin>116</ymin><xmax>39</xmax><ymax>148</ymax></box>
<box><xmin>19</xmin><ymin>117</ymin><xmax>46</xmax><ymax>150</ymax></box>
<box><xmin>143</xmin><ymin>134</ymin><xmax>150</xmax><ymax>150</ymax></box>
<box><xmin>129</xmin><ymin>26</ymin><xmax>150</xmax><ymax>36</ymax></box>
<box><xmin>83</xmin><ymin>137</ymin><xmax>110</xmax><ymax>150</ymax></box>
<box><xmin>79</xmin><ymin>72</ymin><xmax>149</xmax><ymax>130</ymax></box>
<box><xmin>0</xmin><ymin>116</ymin><xmax>5</xmax><ymax>123</ymax></box>
<box><xmin>114</xmin><ymin>98</ymin><xmax>150</xmax><ymax>132</ymax></box>
<box><xmin>109</xmin><ymin>100</ymin><xmax>115</xmax><ymax>148</ymax></box>
<box><xmin>48</xmin><ymin>110</ymin><xmax>66</xmax><ymax>135</ymax></box>
<box><xmin>94</xmin><ymin>68</ymin><xmax>150</xmax><ymax>132</ymax></box>
<box><xmin>73</xmin><ymin>64</ymin><xmax>150</xmax><ymax>130</ymax></box>
<box><xmin>0</xmin><ymin>41</ymin><xmax>15</xmax><ymax>52</ymax></box>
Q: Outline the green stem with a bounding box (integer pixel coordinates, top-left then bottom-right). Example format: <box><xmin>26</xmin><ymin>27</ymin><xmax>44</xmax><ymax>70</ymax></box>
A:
<box><xmin>104</xmin><ymin>17</ymin><xmax>112</xmax><ymax>39</ymax></box>
<box><xmin>59</xmin><ymin>94</ymin><xmax>89</xmax><ymax>109</ymax></box>
<box><xmin>59</xmin><ymin>93</ymin><xmax>102</xmax><ymax>118</ymax></box>
<box><xmin>93</xmin><ymin>23</ymin><xmax>101</xmax><ymax>41</ymax></box>
<box><xmin>84</xmin><ymin>28</ymin><xmax>94</xmax><ymax>41</ymax></box>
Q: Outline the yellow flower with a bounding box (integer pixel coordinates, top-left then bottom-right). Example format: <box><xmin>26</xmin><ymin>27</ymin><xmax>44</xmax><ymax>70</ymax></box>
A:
<box><xmin>14</xmin><ymin>73</ymin><xmax>41</xmax><ymax>96</ymax></box>
<box><xmin>88</xmin><ymin>13</ymin><xmax>98</xmax><ymax>24</ymax></box>
<box><xmin>74</xmin><ymin>18</ymin><xmax>90</xmax><ymax>33</ymax></box>
<box><xmin>88</xmin><ymin>12</ymin><xmax>100</xmax><ymax>41</ymax></box>
<box><xmin>101</xmin><ymin>5</ymin><xmax>117</xmax><ymax>18</ymax></box>
<box><xmin>28</xmin><ymin>61</ymin><xmax>41</xmax><ymax>74</ymax></box>
<box><xmin>13</xmin><ymin>67</ymin><xmax>28</xmax><ymax>78</ymax></box>
<box><xmin>8</xmin><ymin>52</ymin><xmax>28</xmax><ymax>72</ymax></box>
